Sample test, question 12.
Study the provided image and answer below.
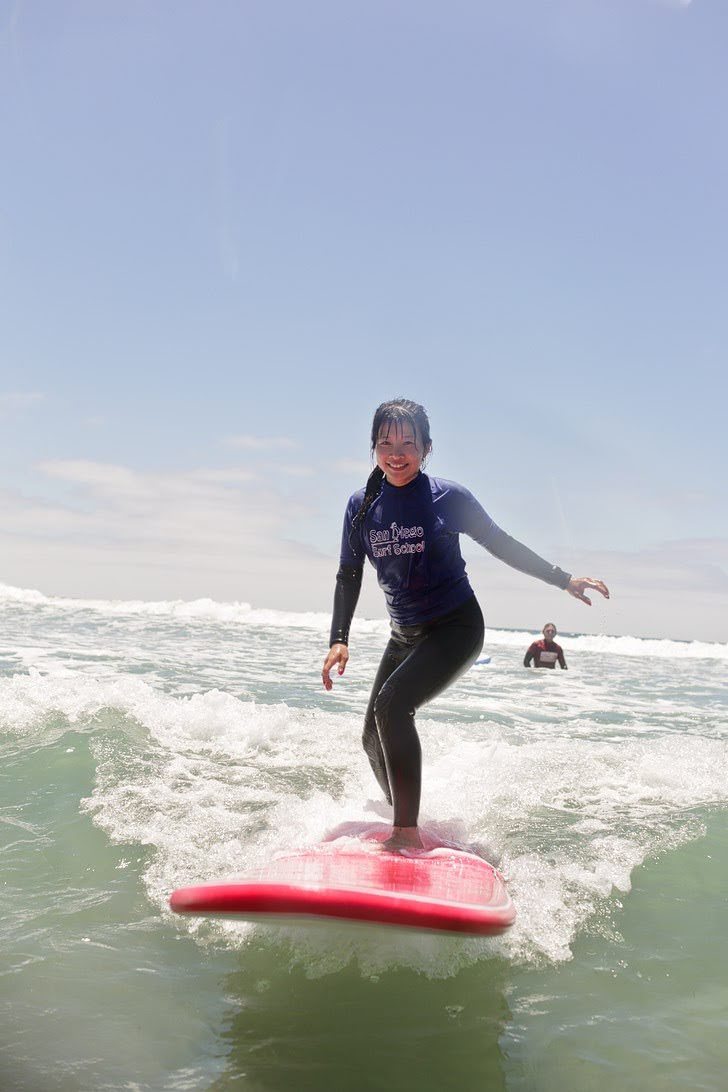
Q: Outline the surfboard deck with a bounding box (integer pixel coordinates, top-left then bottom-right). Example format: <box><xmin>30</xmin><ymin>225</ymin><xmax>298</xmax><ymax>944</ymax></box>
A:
<box><xmin>170</xmin><ymin>822</ymin><xmax>515</xmax><ymax>936</ymax></box>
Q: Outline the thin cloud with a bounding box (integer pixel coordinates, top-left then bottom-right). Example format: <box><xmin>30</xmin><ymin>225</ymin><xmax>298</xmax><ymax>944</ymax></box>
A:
<box><xmin>333</xmin><ymin>459</ymin><xmax>371</xmax><ymax>477</ymax></box>
<box><xmin>40</xmin><ymin>459</ymin><xmax>133</xmax><ymax>485</ymax></box>
<box><xmin>190</xmin><ymin>468</ymin><xmax>257</xmax><ymax>484</ymax></box>
<box><xmin>38</xmin><ymin>460</ymin><xmax>150</xmax><ymax>498</ymax></box>
<box><xmin>0</xmin><ymin>391</ymin><xmax>45</xmax><ymax>416</ymax></box>
<box><xmin>36</xmin><ymin>459</ymin><xmax>263</xmax><ymax>511</ymax></box>
<box><xmin>31</xmin><ymin>459</ymin><xmax>312</xmax><ymax>541</ymax></box>
<box><xmin>278</xmin><ymin>464</ymin><xmax>315</xmax><ymax>478</ymax></box>
<box><xmin>223</xmin><ymin>435</ymin><xmax>297</xmax><ymax>451</ymax></box>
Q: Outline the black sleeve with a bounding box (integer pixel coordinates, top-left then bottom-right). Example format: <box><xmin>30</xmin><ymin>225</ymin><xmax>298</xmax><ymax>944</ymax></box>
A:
<box><xmin>483</xmin><ymin>526</ymin><xmax>572</xmax><ymax>590</ymax></box>
<box><xmin>329</xmin><ymin>564</ymin><xmax>364</xmax><ymax>647</ymax></box>
<box><xmin>524</xmin><ymin>647</ymin><xmax>533</xmax><ymax>667</ymax></box>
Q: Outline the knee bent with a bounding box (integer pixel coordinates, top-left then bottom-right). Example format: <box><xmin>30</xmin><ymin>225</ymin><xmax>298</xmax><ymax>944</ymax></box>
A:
<box><xmin>362</xmin><ymin>719</ymin><xmax>379</xmax><ymax>755</ymax></box>
<box><xmin>373</xmin><ymin>684</ymin><xmax>414</xmax><ymax>738</ymax></box>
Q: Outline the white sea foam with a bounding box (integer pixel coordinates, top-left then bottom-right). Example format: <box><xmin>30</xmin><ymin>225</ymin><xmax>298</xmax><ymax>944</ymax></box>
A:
<box><xmin>482</xmin><ymin>626</ymin><xmax>728</xmax><ymax>662</ymax></box>
<box><xmin>1</xmin><ymin>581</ymin><xmax>725</xmax><ymax>659</ymax></box>
<box><xmin>2</xmin><ymin>657</ymin><xmax>726</xmax><ymax>973</ymax></box>
<box><xmin>0</xmin><ymin>581</ymin><xmax>330</xmax><ymax>629</ymax></box>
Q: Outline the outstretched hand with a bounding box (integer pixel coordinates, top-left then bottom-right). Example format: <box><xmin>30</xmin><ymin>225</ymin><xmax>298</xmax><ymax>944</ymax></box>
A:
<box><xmin>322</xmin><ymin>642</ymin><xmax>349</xmax><ymax>690</ymax></box>
<box><xmin>567</xmin><ymin>576</ymin><xmax>610</xmax><ymax>606</ymax></box>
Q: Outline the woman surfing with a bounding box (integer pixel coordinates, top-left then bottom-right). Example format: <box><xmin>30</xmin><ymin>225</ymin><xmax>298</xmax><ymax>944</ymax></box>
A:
<box><xmin>321</xmin><ymin>398</ymin><xmax>609</xmax><ymax>850</ymax></box>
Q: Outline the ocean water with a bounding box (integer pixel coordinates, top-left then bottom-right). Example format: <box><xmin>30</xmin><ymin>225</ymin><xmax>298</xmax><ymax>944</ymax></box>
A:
<box><xmin>1</xmin><ymin>582</ymin><xmax>726</xmax><ymax>1092</ymax></box>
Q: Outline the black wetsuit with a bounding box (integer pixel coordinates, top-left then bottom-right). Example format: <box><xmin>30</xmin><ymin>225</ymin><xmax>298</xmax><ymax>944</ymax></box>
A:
<box><xmin>330</xmin><ymin>472</ymin><xmax>571</xmax><ymax>827</ymax></box>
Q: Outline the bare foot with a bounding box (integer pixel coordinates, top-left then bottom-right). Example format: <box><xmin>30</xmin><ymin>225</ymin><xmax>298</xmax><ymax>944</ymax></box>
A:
<box><xmin>382</xmin><ymin>826</ymin><xmax>424</xmax><ymax>851</ymax></box>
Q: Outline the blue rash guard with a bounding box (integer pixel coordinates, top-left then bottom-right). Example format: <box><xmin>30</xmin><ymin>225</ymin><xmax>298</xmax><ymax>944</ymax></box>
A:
<box><xmin>331</xmin><ymin>472</ymin><xmax>571</xmax><ymax>640</ymax></box>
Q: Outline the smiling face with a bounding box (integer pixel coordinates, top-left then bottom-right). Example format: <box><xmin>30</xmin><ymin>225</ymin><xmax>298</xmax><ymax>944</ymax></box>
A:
<box><xmin>375</xmin><ymin>419</ymin><xmax>429</xmax><ymax>487</ymax></box>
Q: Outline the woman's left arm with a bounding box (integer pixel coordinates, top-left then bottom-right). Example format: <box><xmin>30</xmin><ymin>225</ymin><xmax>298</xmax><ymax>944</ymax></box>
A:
<box><xmin>458</xmin><ymin>488</ymin><xmax>609</xmax><ymax>602</ymax></box>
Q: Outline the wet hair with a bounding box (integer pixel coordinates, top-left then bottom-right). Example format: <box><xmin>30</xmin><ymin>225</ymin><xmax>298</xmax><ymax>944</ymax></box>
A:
<box><xmin>348</xmin><ymin>399</ymin><xmax>432</xmax><ymax>551</ymax></box>
<box><xmin>369</xmin><ymin>398</ymin><xmax>432</xmax><ymax>457</ymax></box>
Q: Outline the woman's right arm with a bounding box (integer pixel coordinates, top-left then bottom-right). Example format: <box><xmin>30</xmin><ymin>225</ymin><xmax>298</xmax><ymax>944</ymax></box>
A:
<box><xmin>322</xmin><ymin>564</ymin><xmax>363</xmax><ymax>690</ymax></box>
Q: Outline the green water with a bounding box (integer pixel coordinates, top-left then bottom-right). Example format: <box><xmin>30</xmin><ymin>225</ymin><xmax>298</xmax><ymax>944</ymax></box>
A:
<box><xmin>2</xmin><ymin>728</ymin><xmax>726</xmax><ymax>1091</ymax></box>
<box><xmin>503</xmin><ymin>820</ymin><xmax>728</xmax><ymax>1091</ymax></box>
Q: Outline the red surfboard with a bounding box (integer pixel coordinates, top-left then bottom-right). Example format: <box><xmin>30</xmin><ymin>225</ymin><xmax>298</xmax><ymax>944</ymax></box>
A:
<box><xmin>170</xmin><ymin>823</ymin><xmax>514</xmax><ymax>936</ymax></box>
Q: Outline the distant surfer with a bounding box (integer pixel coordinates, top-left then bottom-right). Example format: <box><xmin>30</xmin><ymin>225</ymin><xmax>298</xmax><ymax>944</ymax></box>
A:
<box><xmin>321</xmin><ymin>399</ymin><xmax>609</xmax><ymax>851</ymax></box>
<box><xmin>524</xmin><ymin>623</ymin><xmax>567</xmax><ymax>669</ymax></box>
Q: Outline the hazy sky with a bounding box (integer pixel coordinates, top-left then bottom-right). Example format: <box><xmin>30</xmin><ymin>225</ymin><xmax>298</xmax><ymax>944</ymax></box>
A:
<box><xmin>1</xmin><ymin>0</ymin><xmax>726</xmax><ymax>641</ymax></box>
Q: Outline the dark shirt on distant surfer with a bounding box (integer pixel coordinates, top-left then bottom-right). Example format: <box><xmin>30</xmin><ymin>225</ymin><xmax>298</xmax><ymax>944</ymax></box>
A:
<box><xmin>524</xmin><ymin>638</ymin><xmax>567</xmax><ymax>670</ymax></box>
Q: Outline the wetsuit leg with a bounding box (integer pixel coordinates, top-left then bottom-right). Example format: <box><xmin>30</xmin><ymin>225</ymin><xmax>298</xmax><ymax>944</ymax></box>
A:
<box><xmin>362</xmin><ymin>638</ymin><xmax>411</xmax><ymax>804</ymax></box>
<box><xmin>373</xmin><ymin>596</ymin><xmax>484</xmax><ymax>828</ymax></box>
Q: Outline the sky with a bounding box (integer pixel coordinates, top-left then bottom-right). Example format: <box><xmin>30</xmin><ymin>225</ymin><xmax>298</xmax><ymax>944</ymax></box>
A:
<box><xmin>1</xmin><ymin>0</ymin><xmax>726</xmax><ymax>642</ymax></box>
